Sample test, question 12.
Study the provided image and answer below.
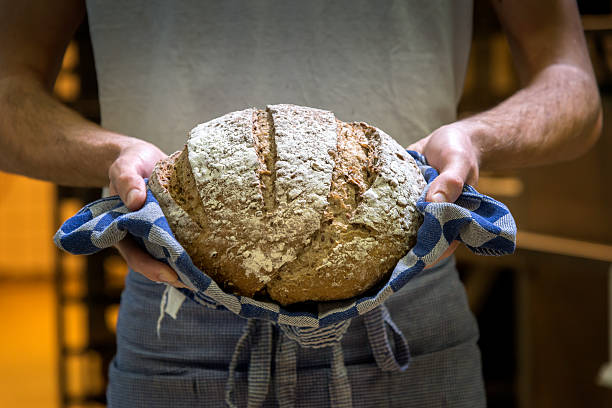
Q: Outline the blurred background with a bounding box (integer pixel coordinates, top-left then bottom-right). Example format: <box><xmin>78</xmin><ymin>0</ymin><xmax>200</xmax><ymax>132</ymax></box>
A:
<box><xmin>1</xmin><ymin>1</ymin><xmax>612</xmax><ymax>407</ymax></box>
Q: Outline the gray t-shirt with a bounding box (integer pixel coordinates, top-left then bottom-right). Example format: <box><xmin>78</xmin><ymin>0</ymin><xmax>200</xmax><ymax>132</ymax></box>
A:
<box><xmin>86</xmin><ymin>0</ymin><xmax>472</xmax><ymax>154</ymax></box>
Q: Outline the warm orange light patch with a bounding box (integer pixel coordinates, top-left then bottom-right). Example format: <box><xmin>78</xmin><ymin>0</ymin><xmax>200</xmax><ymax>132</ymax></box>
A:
<box><xmin>54</xmin><ymin>41</ymin><xmax>81</xmax><ymax>102</ymax></box>
<box><xmin>0</xmin><ymin>172</ymin><xmax>56</xmax><ymax>278</ymax></box>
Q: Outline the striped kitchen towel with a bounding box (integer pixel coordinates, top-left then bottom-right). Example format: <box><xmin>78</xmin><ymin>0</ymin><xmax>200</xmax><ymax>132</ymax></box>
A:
<box><xmin>54</xmin><ymin>150</ymin><xmax>516</xmax><ymax>407</ymax></box>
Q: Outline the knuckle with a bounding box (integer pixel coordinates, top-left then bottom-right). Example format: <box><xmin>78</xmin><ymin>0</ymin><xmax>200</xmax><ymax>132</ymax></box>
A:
<box><xmin>108</xmin><ymin>181</ymin><xmax>117</xmax><ymax>195</ymax></box>
<box><xmin>108</xmin><ymin>161</ymin><xmax>120</xmax><ymax>180</ymax></box>
<box><xmin>445</xmin><ymin>173</ymin><xmax>465</xmax><ymax>190</ymax></box>
<box><xmin>115</xmin><ymin>172</ymin><xmax>138</xmax><ymax>189</ymax></box>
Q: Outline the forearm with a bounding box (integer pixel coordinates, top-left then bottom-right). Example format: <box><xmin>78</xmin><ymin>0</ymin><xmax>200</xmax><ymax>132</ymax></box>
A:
<box><xmin>409</xmin><ymin>60</ymin><xmax>602</xmax><ymax>203</ymax></box>
<box><xmin>462</xmin><ymin>63</ymin><xmax>602</xmax><ymax>171</ymax></box>
<box><xmin>0</xmin><ymin>72</ymin><xmax>136</xmax><ymax>187</ymax></box>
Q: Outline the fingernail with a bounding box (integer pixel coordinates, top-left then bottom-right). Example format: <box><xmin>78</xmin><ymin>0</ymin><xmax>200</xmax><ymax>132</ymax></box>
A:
<box><xmin>126</xmin><ymin>189</ymin><xmax>139</xmax><ymax>207</ymax></box>
<box><xmin>158</xmin><ymin>269</ymin><xmax>177</xmax><ymax>283</ymax></box>
<box><xmin>431</xmin><ymin>192</ymin><xmax>446</xmax><ymax>203</ymax></box>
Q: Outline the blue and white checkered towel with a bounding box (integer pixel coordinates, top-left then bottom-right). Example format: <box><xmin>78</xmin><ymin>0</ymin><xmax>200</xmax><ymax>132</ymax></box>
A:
<box><xmin>54</xmin><ymin>151</ymin><xmax>516</xmax><ymax>407</ymax></box>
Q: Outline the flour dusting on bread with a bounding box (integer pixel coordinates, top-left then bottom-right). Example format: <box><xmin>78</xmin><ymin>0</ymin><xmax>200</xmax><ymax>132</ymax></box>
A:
<box><xmin>150</xmin><ymin>104</ymin><xmax>426</xmax><ymax>304</ymax></box>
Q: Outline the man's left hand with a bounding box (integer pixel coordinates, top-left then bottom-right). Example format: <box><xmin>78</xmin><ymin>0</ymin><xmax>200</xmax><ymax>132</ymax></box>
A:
<box><xmin>408</xmin><ymin>120</ymin><xmax>480</xmax><ymax>204</ymax></box>
<box><xmin>408</xmin><ymin>120</ymin><xmax>481</xmax><ymax>267</ymax></box>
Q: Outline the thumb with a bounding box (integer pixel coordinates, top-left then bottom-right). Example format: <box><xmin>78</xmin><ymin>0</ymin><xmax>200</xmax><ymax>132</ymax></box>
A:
<box><xmin>108</xmin><ymin>159</ymin><xmax>147</xmax><ymax>211</ymax></box>
<box><xmin>427</xmin><ymin>162</ymin><xmax>475</xmax><ymax>203</ymax></box>
<box><xmin>406</xmin><ymin>137</ymin><xmax>427</xmax><ymax>153</ymax></box>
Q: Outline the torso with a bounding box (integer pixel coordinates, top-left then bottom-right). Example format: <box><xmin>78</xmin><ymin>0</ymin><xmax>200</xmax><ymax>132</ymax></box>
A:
<box><xmin>86</xmin><ymin>0</ymin><xmax>473</xmax><ymax>154</ymax></box>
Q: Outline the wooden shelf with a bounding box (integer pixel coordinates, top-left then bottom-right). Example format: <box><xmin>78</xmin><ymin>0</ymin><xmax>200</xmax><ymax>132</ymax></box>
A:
<box><xmin>517</xmin><ymin>230</ymin><xmax>612</xmax><ymax>263</ymax></box>
<box><xmin>583</xmin><ymin>14</ymin><xmax>612</xmax><ymax>31</ymax></box>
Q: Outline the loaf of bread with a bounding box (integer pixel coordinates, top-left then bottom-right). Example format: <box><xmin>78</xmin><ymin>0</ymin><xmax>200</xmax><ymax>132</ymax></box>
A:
<box><xmin>149</xmin><ymin>104</ymin><xmax>426</xmax><ymax>305</ymax></box>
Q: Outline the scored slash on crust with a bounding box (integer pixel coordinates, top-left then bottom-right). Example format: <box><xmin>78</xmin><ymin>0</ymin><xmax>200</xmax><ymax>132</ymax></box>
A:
<box><xmin>252</xmin><ymin>109</ymin><xmax>278</xmax><ymax>213</ymax></box>
<box><xmin>150</xmin><ymin>104</ymin><xmax>426</xmax><ymax>305</ymax></box>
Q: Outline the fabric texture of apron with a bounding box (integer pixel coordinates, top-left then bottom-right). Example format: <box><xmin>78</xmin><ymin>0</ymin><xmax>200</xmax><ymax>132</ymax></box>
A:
<box><xmin>107</xmin><ymin>256</ymin><xmax>485</xmax><ymax>407</ymax></box>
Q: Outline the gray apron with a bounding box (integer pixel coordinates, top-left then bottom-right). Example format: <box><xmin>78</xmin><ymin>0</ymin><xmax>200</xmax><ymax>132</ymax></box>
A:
<box><xmin>107</xmin><ymin>256</ymin><xmax>485</xmax><ymax>407</ymax></box>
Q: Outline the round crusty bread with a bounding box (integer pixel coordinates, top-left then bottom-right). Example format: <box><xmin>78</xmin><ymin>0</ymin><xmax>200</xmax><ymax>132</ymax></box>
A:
<box><xmin>149</xmin><ymin>104</ymin><xmax>426</xmax><ymax>305</ymax></box>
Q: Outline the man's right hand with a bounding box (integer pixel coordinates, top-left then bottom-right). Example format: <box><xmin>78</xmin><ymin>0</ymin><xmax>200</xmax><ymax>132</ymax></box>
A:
<box><xmin>109</xmin><ymin>140</ymin><xmax>188</xmax><ymax>289</ymax></box>
<box><xmin>0</xmin><ymin>1</ymin><xmax>187</xmax><ymax>289</ymax></box>
<box><xmin>108</xmin><ymin>139</ymin><xmax>166</xmax><ymax>210</ymax></box>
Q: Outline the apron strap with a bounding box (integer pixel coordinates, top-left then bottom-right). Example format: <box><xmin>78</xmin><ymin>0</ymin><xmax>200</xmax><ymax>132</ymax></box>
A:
<box><xmin>328</xmin><ymin>342</ymin><xmax>353</xmax><ymax>407</ymax></box>
<box><xmin>275</xmin><ymin>332</ymin><xmax>354</xmax><ymax>408</ymax></box>
<box><xmin>225</xmin><ymin>319</ymin><xmax>274</xmax><ymax>408</ymax></box>
<box><xmin>363</xmin><ymin>304</ymin><xmax>411</xmax><ymax>372</ymax></box>
<box><xmin>224</xmin><ymin>304</ymin><xmax>409</xmax><ymax>407</ymax></box>
<box><xmin>275</xmin><ymin>333</ymin><xmax>298</xmax><ymax>408</ymax></box>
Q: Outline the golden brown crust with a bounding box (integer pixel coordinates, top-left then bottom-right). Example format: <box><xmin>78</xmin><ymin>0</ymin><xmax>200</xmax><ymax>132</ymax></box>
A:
<box><xmin>152</xmin><ymin>148</ymin><xmax>265</xmax><ymax>296</ymax></box>
<box><xmin>150</xmin><ymin>105</ymin><xmax>425</xmax><ymax>304</ymax></box>
<box><xmin>266</xmin><ymin>121</ymin><xmax>412</xmax><ymax>304</ymax></box>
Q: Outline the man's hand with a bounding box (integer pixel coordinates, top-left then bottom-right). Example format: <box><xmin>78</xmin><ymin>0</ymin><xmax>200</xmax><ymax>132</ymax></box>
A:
<box><xmin>0</xmin><ymin>0</ymin><xmax>188</xmax><ymax>288</ymax></box>
<box><xmin>408</xmin><ymin>121</ymin><xmax>480</xmax><ymax>204</ymax></box>
<box><xmin>115</xmin><ymin>237</ymin><xmax>188</xmax><ymax>289</ymax></box>
<box><xmin>108</xmin><ymin>139</ymin><xmax>167</xmax><ymax>210</ymax></box>
<box><xmin>108</xmin><ymin>140</ymin><xmax>188</xmax><ymax>289</ymax></box>
<box><xmin>408</xmin><ymin>0</ymin><xmax>602</xmax><ymax>268</ymax></box>
<box><xmin>408</xmin><ymin>122</ymin><xmax>480</xmax><ymax>268</ymax></box>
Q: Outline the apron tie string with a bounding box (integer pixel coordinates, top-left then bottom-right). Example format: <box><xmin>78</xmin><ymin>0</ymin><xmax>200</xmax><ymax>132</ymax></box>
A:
<box><xmin>363</xmin><ymin>304</ymin><xmax>411</xmax><ymax>372</ymax></box>
<box><xmin>223</xmin><ymin>305</ymin><xmax>409</xmax><ymax>407</ymax></box>
<box><xmin>328</xmin><ymin>342</ymin><xmax>353</xmax><ymax>407</ymax></box>
<box><xmin>275</xmin><ymin>332</ymin><xmax>298</xmax><ymax>408</ymax></box>
<box><xmin>225</xmin><ymin>319</ymin><xmax>273</xmax><ymax>408</ymax></box>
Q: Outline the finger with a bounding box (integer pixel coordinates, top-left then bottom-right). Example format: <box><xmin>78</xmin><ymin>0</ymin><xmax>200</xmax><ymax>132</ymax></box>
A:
<box><xmin>406</xmin><ymin>137</ymin><xmax>427</xmax><ymax>153</ymax></box>
<box><xmin>424</xmin><ymin>240</ymin><xmax>460</xmax><ymax>270</ymax></box>
<box><xmin>115</xmin><ymin>237</ymin><xmax>189</xmax><ymax>289</ymax></box>
<box><xmin>427</xmin><ymin>160</ymin><xmax>477</xmax><ymax>203</ymax></box>
<box><xmin>108</xmin><ymin>159</ymin><xmax>147</xmax><ymax>210</ymax></box>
